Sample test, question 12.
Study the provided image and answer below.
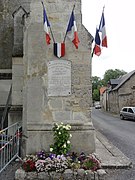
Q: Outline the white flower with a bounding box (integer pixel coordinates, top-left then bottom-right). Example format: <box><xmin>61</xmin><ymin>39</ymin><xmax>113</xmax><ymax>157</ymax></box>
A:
<box><xmin>64</xmin><ymin>124</ymin><xmax>71</xmax><ymax>130</ymax></box>
<box><xmin>60</xmin><ymin>155</ymin><xmax>66</xmax><ymax>161</ymax></box>
<box><xmin>67</xmin><ymin>140</ymin><xmax>70</xmax><ymax>144</ymax></box>
<box><xmin>63</xmin><ymin>144</ymin><xmax>66</xmax><ymax>148</ymax></box>
<box><xmin>67</xmin><ymin>124</ymin><xmax>71</xmax><ymax>129</ymax></box>
<box><xmin>57</xmin><ymin>155</ymin><xmax>61</xmax><ymax>159</ymax></box>
<box><xmin>70</xmin><ymin>134</ymin><xmax>72</xmax><ymax>138</ymax></box>
<box><xmin>50</xmin><ymin>147</ymin><xmax>53</xmax><ymax>152</ymax></box>
<box><xmin>35</xmin><ymin>160</ymin><xmax>46</xmax><ymax>172</ymax></box>
<box><xmin>55</xmin><ymin>123</ymin><xmax>58</xmax><ymax>126</ymax></box>
<box><xmin>58</xmin><ymin>132</ymin><xmax>61</xmax><ymax>135</ymax></box>
<box><xmin>64</xmin><ymin>126</ymin><xmax>68</xmax><ymax>130</ymax></box>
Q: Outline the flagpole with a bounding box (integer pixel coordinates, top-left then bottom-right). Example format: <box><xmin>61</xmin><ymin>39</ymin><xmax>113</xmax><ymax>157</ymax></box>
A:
<box><xmin>49</xmin><ymin>28</ymin><xmax>55</xmax><ymax>43</ymax></box>
<box><xmin>91</xmin><ymin>26</ymin><xmax>98</xmax><ymax>58</ymax></box>
<box><xmin>91</xmin><ymin>46</ymin><xmax>95</xmax><ymax>58</ymax></box>
<box><xmin>90</xmin><ymin>41</ymin><xmax>95</xmax><ymax>81</ymax></box>
<box><xmin>103</xmin><ymin>5</ymin><xmax>105</xmax><ymax>13</ymax></box>
<box><xmin>91</xmin><ymin>6</ymin><xmax>107</xmax><ymax>58</ymax></box>
<box><xmin>63</xmin><ymin>4</ymin><xmax>75</xmax><ymax>43</ymax></box>
<box><xmin>91</xmin><ymin>37</ymin><xmax>96</xmax><ymax>59</ymax></box>
<box><xmin>41</xmin><ymin>1</ymin><xmax>55</xmax><ymax>43</ymax></box>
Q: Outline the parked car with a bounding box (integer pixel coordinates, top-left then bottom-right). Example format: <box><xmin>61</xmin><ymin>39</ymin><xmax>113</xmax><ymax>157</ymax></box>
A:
<box><xmin>95</xmin><ymin>104</ymin><xmax>101</xmax><ymax>109</ymax></box>
<box><xmin>94</xmin><ymin>101</ymin><xmax>101</xmax><ymax>109</ymax></box>
<box><xmin>120</xmin><ymin>107</ymin><xmax>135</xmax><ymax>120</ymax></box>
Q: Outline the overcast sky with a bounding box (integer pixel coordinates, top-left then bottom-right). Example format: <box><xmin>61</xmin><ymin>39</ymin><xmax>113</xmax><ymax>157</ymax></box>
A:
<box><xmin>82</xmin><ymin>0</ymin><xmax>135</xmax><ymax>78</ymax></box>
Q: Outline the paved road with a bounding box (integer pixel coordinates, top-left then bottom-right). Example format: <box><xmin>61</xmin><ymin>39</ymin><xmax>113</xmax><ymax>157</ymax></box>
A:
<box><xmin>92</xmin><ymin>108</ymin><xmax>135</xmax><ymax>180</ymax></box>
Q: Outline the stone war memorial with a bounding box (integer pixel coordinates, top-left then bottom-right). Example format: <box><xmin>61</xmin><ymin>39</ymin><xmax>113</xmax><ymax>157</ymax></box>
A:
<box><xmin>22</xmin><ymin>0</ymin><xmax>95</xmax><ymax>156</ymax></box>
<box><xmin>8</xmin><ymin>0</ymin><xmax>95</xmax><ymax>156</ymax></box>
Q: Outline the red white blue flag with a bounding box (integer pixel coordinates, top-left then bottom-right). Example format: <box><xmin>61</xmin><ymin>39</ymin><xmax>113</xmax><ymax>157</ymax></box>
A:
<box><xmin>54</xmin><ymin>43</ymin><xmax>65</xmax><ymax>58</ymax></box>
<box><xmin>93</xmin><ymin>28</ymin><xmax>101</xmax><ymax>56</ymax></box>
<box><xmin>99</xmin><ymin>11</ymin><xmax>107</xmax><ymax>48</ymax></box>
<box><xmin>66</xmin><ymin>11</ymin><xmax>80</xmax><ymax>49</ymax></box>
<box><xmin>42</xmin><ymin>2</ymin><xmax>51</xmax><ymax>45</ymax></box>
<box><xmin>93</xmin><ymin>9</ymin><xmax>107</xmax><ymax>56</ymax></box>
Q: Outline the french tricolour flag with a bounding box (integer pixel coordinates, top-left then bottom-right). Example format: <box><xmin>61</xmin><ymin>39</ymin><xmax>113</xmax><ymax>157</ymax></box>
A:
<box><xmin>94</xmin><ymin>28</ymin><xmax>101</xmax><ymax>56</ymax></box>
<box><xmin>54</xmin><ymin>43</ymin><xmax>65</xmax><ymax>58</ymax></box>
<box><xmin>99</xmin><ymin>12</ymin><xmax>107</xmax><ymax>48</ymax></box>
<box><xmin>66</xmin><ymin>11</ymin><xmax>80</xmax><ymax>49</ymax></box>
<box><xmin>42</xmin><ymin>2</ymin><xmax>51</xmax><ymax>45</ymax></box>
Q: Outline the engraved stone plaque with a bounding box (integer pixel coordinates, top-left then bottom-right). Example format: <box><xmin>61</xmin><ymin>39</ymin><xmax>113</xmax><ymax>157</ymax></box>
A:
<box><xmin>48</xmin><ymin>60</ymin><xmax>71</xmax><ymax>96</ymax></box>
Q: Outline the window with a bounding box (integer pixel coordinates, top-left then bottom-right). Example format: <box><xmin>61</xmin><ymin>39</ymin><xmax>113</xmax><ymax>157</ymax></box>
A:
<box><xmin>122</xmin><ymin>108</ymin><xmax>127</xmax><ymax>112</ymax></box>
<box><xmin>128</xmin><ymin>108</ymin><xmax>133</xmax><ymax>113</ymax></box>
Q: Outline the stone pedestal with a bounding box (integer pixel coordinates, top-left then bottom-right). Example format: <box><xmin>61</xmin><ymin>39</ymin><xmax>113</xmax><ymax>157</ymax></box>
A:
<box><xmin>22</xmin><ymin>0</ymin><xmax>95</xmax><ymax>156</ymax></box>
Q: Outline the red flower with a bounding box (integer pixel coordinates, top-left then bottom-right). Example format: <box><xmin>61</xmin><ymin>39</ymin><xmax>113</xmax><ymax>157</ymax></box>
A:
<box><xmin>22</xmin><ymin>160</ymin><xmax>36</xmax><ymax>172</ymax></box>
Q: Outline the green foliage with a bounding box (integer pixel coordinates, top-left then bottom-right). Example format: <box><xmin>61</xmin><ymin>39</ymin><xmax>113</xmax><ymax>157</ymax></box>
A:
<box><xmin>68</xmin><ymin>153</ymin><xmax>101</xmax><ymax>171</ymax></box>
<box><xmin>92</xmin><ymin>76</ymin><xmax>102</xmax><ymax>101</ymax></box>
<box><xmin>93</xmin><ymin>89</ymin><xmax>100</xmax><ymax>101</ymax></box>
<box><xmin>50</xmin><ymin>123</ymin><xmax>72</xmax><ymax>155</ymax></box>
<box><xmin>81</xmin><ymin>155</ymin><xmax>101</xmax><ymax>171</ymax></box>
<box><xmin>92</xmin><ymin>69</ymin><xmax>127</xmax><ymax>101</ymax></box>
<box><xmin>103</xmin><ymin>69</ymin><xmax>127</xmax><ymax>85</ymax></box>
<box><xmin>92</xmin><ymin>76</ymin><xmax>102</xmax><ymax>91</ymax></box>
<box><xmin>22</xmin><ymin>152</ymin><xmax>101</xmax><ymax>173</ymax></box>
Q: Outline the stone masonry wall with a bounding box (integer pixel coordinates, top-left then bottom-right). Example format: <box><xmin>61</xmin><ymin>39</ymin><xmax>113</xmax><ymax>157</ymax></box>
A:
<box><xmin>109</xmin><ymin>74</ymin><xmax>135</xmax><ymax>113</ymax></box>
<box><xmin>22</xmin><ymin>0</ymin><xmax>95</xmax><ymax>155</ymax></box>
<box><xmin>118</xmin><ymin>74</ymin><xmax>135</xmax><ymax>110</ymax></box>
<box><xmin>0</xmin><ymin>0</ymin><xmax>31</xmax><ymax>69</ymax></box>
<box><xmin>15</xmin><ymin>168</ymin><xmax>106</xmax><ymax>180</ymax></box>
<box><xmin>23</xmin><ymin>0</ymin><xmax>93</xmax><ymax>124</ymax></box>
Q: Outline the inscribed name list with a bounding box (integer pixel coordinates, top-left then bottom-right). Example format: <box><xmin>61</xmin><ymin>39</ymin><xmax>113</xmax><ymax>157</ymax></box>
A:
<box><xmin>48</xmin><ymin>60</ymin><xmax>71</xmax><ymax>96</ymax></box>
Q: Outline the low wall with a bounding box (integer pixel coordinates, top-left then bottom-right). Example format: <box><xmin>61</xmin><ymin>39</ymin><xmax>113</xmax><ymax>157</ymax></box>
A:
<box><xmin>15</xmin><ymin>168</ymin><xmax>106</xmax><ymax>180</ymax></box>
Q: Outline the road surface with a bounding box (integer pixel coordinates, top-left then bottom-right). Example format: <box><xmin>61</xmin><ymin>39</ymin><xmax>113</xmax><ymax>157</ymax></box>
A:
<box><xmin>92</xmin><ymin>108</ymin><xmax>135</xmax><ymax>180</ymax></box>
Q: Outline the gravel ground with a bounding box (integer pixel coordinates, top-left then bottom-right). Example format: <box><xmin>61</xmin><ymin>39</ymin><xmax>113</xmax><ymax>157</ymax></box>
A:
<box><xmin>0</xmin><ymin>161</ymin><xmax>22</xmax><ymax>180</ymax></box>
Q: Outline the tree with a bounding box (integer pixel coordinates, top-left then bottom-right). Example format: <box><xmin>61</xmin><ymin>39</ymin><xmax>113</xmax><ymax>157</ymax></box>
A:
<box><xmin>92</xmin><ymin>69</ymin><xmax>127</xmax><ymax>101</ymax></box>
<box><xmin>103</xmin><ymin>69</ymin><xmax>127</xmax><ymax>85</ymax></box>
<box><xmin>92</xmin><ymin>76</ymin><xmax>102</xmax><ymax>91</ymax></box>
<box><xmin>93</xmin><ymin>89</ymin><xmax>100</xmax><ymax>101</ymax></box>
<box><xmin>92</xmin><ymin>76</ymin><xmax>102</xmax><ymax>101</ymax></box>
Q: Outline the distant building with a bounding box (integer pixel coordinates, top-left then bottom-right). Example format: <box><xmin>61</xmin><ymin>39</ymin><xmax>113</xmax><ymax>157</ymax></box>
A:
<box><xmin>108</xmin><ymin>70</ymin><xmax>135</xmax><ymax>113</ymax></box>
<box><xmin>100</xmin><ymin>86</ymin><xmax>107</xmax><ymax>110</ymax></box>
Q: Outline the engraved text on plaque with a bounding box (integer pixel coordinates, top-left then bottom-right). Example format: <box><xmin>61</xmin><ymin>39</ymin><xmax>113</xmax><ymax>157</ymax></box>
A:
<box><xmin>48</xmin><ymin>60</ymin><xmax>71</xmax><ymax>96</ymax></box>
